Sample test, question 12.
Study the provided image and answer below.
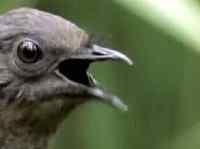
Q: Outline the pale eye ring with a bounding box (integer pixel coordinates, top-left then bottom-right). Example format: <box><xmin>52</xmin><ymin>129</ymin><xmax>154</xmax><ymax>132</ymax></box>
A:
<box><xmin>17</xmin><ymin>40</ymin><xmax>43</xmax><ymax>63</ymax></box>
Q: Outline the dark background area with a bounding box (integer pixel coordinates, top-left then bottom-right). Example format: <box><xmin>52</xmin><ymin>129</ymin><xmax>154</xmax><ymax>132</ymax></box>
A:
<box><xmin>1</xmin><ymin>0</ymin><xmax>200</xmax><ymax>149</ymax></box>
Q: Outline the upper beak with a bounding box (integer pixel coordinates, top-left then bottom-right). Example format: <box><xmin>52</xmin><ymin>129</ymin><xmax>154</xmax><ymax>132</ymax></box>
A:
<box><xmin>71</xmin><ymin>44</ymin><xmax>133</xmax><ymax>65</ymax></box>
<box><xmin>61</xmin><ymin>44</ymin><xmax>133</xmax><ymax>111</ymax></box>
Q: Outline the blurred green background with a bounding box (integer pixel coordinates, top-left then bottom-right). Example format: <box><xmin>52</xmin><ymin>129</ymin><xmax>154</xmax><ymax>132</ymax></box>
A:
<box><xmin>2</xmin><ymin>0</ymin><xmax>200</xmax><ymax>149</ymax></box>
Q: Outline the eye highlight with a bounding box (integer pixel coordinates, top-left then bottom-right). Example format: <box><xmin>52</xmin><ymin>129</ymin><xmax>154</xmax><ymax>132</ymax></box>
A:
<box><xmin>17</xmin><ymin>40</ymin><xmax>43</xmax><ymax>63</ymax></box>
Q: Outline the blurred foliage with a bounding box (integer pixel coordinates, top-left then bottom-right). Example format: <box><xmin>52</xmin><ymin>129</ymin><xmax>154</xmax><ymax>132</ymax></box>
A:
<box><xmin>1</xmin><ymin>0</ymin><xmax>200</xmax><ymax>149</ymax></box>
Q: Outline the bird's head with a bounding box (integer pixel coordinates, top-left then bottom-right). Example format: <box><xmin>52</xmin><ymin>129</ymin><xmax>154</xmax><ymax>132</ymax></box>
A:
<box><xmin>0</xmin><ymin>8</ymin><xmax>132</xmax><ymax>134</ymax></box>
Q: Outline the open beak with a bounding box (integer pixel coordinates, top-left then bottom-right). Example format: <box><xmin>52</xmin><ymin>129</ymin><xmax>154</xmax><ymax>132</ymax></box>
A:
<box><xmin>57</xmin><ymin>45</ymin><xmax>133</xmax><ymax>111</ymax></box>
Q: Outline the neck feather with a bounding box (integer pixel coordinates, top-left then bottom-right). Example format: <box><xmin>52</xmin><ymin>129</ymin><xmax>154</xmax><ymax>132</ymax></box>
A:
<box><xmin>0</xmin><ymin>98</ymin><xmax>79</xmax><ymax>149</ymax></box>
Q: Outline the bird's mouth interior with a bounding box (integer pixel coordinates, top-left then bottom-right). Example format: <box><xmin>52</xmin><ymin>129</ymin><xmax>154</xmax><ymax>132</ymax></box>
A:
<box><xmin>58</xmin><ymin>59</ymin><xmax>93</xmax><ymax>86</ymax></box>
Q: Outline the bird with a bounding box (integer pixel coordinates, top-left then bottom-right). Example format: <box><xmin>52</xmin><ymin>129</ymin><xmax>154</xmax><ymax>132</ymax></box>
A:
<box><xmin>0</xmin><ymin>8</ymin><xmax>132</xmax><ymax>149</ymax></box>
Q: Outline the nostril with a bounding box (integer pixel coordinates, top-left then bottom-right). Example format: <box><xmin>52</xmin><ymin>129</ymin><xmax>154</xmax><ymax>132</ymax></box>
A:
<box><xmin>92</xmin><ymin>51</ymin><xmax>105</xmax><ymax>56</ymax></box>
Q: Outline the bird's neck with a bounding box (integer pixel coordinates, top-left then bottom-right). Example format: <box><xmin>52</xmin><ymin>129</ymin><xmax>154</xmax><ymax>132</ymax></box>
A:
<box><xmin>0</xmin><ymin>127</ymin><xmax>50</xmax><ymax>149</ymax></box>
<box><xmin>0</xmin><ymin>107</ymin><xmax>53</xmax><ymax>149</ymax></box>
<box><xmin>0</xmin><ymin>98</ymin><xmax>79</xmax><ymax>149</ymax></box>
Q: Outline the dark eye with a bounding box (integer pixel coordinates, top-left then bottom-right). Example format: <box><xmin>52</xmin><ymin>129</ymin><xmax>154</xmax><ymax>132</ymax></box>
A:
<box><xmin>17</xmin><ymin>40</ymin><xmax>43</xmax><ymax>63</ymax></box>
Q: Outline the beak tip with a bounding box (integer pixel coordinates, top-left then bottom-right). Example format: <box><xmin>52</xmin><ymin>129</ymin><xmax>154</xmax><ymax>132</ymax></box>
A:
<box><xmin>112</xmin><ymin>96</ymin><xmax>128</xmax><ymax>112</ymax></box>
<box><xmin>121</xmin><ymin>104</ymin><xmax>128</xmax><ymax>112</ymax></box>
<box><xmin>93</xmin><ymin>44</ymin><xmax>133</xmax><ymax>66</ymax></box>
<box><xmin>126</xmin><ymin>58</ymin><xmax>134</xmax><ymax>66</ymax></box>
<box><xmin>104</xmin><ymin>96</ymin><xmax>128</xmax><ymax>112</ymax></box>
